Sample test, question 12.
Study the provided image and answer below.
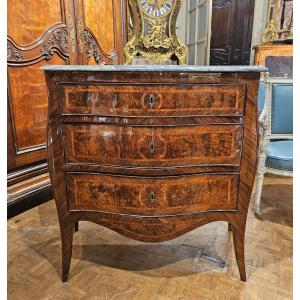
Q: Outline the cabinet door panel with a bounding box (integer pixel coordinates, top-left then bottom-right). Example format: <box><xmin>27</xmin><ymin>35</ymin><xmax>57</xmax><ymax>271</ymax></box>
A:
<box><xmin>7</xmin><ymin>0</ymin><xmax>77</xmax><ymax>170</ymax></box>
<box><xmin>8</xmin><ymin>0</ymin><xmax>63</xmax><ymax>46</ymax></box>
<box><xmin>8</xmin><ymin>56</ymin><xmax>66</xmax><ymax>167</ymax></box>
<box><xmin>210</xmin><ymin>0</ymin><xmax>255</xmax><ymax>65</ymax></box>
<box><xmin>75</xmin><ymin>0</ymin><xmax>125</xmax><ymax>65</ymax></box>
<box><xmin>84</xmin><ymin>0</ymin><xmax>115</xmax><ymax>54</ymax></box>
<box><xmin>7</xmin><ymin>0</ymin><xmax>126</xmax><ymax>173</ymax></box>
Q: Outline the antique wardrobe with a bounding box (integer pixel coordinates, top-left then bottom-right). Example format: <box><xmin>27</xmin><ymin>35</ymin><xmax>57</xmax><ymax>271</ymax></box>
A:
<box><xmin>7</xmin><ymin>0</ymin><xmax>127</xmax><ymax>212</ymax></box>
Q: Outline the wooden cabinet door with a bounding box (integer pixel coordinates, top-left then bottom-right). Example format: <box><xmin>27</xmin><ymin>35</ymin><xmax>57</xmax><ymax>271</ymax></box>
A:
<box><xmin>209</xmin><ymin>0</ymin><xmax>255</xmax><ymax>65</ymax></box>
<box><xmin>73</xmin><ymin>0</ymin><xmax>126</xmax><ymax>65</ymax></box>
<box><xmin>7</xmin><ymin>0</ymin><xmax>126</xmax><ymax>174</ymax></box>
<box><xmin>7</xmin><ymin>0</ymin><xmax>78</xmax><ymax>171</ymax></box>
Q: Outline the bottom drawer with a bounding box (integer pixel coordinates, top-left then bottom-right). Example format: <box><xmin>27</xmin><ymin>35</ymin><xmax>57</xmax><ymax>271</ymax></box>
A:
<box><xmin>66</xmin><ymin>173</ymin><xmax>238</xmax><ymax>215</ymax></box>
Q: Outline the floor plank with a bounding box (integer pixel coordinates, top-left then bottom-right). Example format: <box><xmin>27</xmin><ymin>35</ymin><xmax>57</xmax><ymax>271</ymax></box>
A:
<box><xmin>8</xmin><ymin>174</ymin><xmax>293</xmax><ymax>300</ymax></box>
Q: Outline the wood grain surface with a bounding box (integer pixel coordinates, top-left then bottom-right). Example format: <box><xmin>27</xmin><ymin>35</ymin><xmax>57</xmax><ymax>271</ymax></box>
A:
<box><xmin>67</xmin><ymin>173</ymin><xmax>239</xmax><ymax>214</ymax></box>
<box><xmin>44</xmin><ymin>68</ymin><xmax>261</xmax><ymax>282</ymax></box>
<box><xmin>7</xmin><ymin>0</ymin><xmax>125</xmax><ymax>181</ymax></box>
<box><xmin>63</xmin><ymin>124</ymin><xmax>242</xmax><ymax>167</ymax></box>
<box><xmin>62</xmin><ymin>84</ymin><xmax>246</xmax><ymax>116</ymax></box>
<box><xmin>8</xmin><ymin>175</ymin><xmax>293</xmax><ymax>300</ymax></box>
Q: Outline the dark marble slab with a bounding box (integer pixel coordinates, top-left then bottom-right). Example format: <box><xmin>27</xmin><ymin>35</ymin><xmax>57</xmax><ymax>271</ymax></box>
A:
<box><xmin>42</xmin><ymin>65</ymin><xmax>268</xmax><ymax>73</ymax></box>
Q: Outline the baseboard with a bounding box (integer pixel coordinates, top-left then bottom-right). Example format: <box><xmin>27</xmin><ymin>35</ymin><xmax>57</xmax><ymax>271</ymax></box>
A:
<box><xmin>7</xmin><ymin>173</ymin><xmax>53</xmax><ymax>219</ymax></box>
<box><xmin>7</xmin><ymin>163</ymin><xmax>48</xmax><ymax>186</ymax></box>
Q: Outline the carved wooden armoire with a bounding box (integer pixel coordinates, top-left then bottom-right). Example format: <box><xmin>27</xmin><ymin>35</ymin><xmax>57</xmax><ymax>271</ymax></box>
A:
<box><xmin>210</xmin><ymin>0</ymin><xmax>255</xmax><ymax>65</ymax></box>
<box><xmin>7</xmin><ymin>0</ymin><xmax>127</xmax><ymax>213</ymax></box>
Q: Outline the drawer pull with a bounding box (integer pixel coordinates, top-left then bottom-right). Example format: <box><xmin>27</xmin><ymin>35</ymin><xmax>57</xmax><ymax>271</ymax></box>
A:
<box><xmin>83</xmin><ymin>95</ymin><xmax>91</xmax><ymax>105</ymax></box>
<box><xmin>149</xmin><ymin>191</ymin><xmax>155</xmax><ymax>203</ymax></box>
<box><xmin>149</xmin><ymin>139</ymin><xmax>155</xmax><ymax>153</ymax></box>
<box><xmin>149</xmin><ymin>93</ymin><xmax>155</xmax><ymax>108</ymax></box>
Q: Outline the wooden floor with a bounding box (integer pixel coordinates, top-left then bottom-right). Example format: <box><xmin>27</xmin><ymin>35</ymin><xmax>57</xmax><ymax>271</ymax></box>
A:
<box><xmin>8</xmin><ymin>174</ymin><xmax>293</xmax><ymax>300</ymax></box>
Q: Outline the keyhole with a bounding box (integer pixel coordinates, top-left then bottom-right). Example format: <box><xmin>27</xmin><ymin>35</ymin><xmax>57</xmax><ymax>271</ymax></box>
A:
<box><xmin>149</xmin><ymin>140</ymin><xmax>155</xmax><ymax>153</ymax></box>
<box><xmin>149</xmin><ymin>191</ymin><xmax>155</xmax><ymax>203</ymax></box>
<box><xmin>220</xmin><ymin>94</ymin><xmax>225</xmax><ymax>107</ymax></box>
<box><xmin>149</xmin><ymin>94</ymin><xmax>155</xmax><ymax>108</ymax></box>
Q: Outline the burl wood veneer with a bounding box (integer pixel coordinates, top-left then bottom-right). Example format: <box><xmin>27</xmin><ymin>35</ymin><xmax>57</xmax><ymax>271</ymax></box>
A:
<box><xmin>43</xmin><ymin>65</ymin><xmax>266</xmax><ymax>282</ymax></box>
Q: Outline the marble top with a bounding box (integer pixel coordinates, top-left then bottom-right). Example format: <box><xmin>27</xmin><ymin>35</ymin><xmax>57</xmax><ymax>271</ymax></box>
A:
<box><xmin>42</xmin><ymin>65</ymin><xmax>267</xmax><ymax>73</ymax></box>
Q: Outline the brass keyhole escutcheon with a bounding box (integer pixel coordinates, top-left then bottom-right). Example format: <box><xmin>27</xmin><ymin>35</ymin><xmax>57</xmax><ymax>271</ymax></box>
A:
<box><xmin>149</xmin><ymin>139</ymin><xmax>155</xmax><ymax>154</ymax></box>
<box><xmin>83</xmin><ymin>93</ymin><xmax>91</xmax><ymax>105</ymax></box>
<box><xmin>149</xmin><ymin>191</ymin><xmax>155</xmax><ymax>203</ymax></box>
<box><xmin>149</xmin><ymin>93</ymin><xmax>155</xmax><ymax>108</ymax></box>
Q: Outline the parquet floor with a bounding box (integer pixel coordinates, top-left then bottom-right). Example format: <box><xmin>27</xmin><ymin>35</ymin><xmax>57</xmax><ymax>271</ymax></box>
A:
<box><xmin>8</xmin><ymin>174</ymin><xmax>293</xmax><ymax>300</ymax></box>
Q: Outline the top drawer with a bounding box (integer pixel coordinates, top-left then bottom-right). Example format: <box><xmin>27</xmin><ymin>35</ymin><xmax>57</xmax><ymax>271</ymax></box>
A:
<box><xmin>61</xmin><ymin>84</ymin><xmax>246</xmax><ymax>116</ymax></box>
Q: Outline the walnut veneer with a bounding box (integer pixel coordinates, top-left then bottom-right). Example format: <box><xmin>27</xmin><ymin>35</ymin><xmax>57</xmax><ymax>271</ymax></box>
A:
<box><xmin>43</xmin><ymin>65</ymin><xmax>266</xmax><ymax>282</ymax></box>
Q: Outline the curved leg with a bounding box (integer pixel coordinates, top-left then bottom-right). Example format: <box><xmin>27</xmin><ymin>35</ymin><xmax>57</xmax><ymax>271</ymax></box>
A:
<box><xmin>232</xmin><ymin>224</ymin><xmax>246</xmax><ymax>281</ymax></box>
<box><xmin>75</xmin><ymin>221</ymin><xmax>79</xmax><ymax>232</ymax></box>
<box><xmin>61</xmin><ymin>226</ymin><xmax>74</xmax><ymax>282</ymax></box>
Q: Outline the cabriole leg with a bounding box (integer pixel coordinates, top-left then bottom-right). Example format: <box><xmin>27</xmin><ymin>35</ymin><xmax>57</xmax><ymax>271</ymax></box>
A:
<box><xmin>61</xmin><ymin>226</ymin><xmax>74</xmax><ymax>282</ymax></box>
<box><xmin>232</xmin><ymin>224</ymin><xmax>246</xmax><ymax>281</ymax></box>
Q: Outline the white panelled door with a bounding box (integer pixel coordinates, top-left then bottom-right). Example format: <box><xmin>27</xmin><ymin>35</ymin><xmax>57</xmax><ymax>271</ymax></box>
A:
<box><xmin>186</xmin><ymin>0</ymin><xmax>212</xmax><ymax>65</ymax></box>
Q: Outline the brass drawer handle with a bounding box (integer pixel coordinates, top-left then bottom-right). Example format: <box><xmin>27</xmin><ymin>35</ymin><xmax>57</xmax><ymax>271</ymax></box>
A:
<box><xmin>149</xmin><ymin>93</ymin><xmax>155</xmax><ymax>108</ymax></box>
<box><xmin>149</xmin><ymin>139</ymin><xmax>155</xmax><ymax>154</ymax></box>
<box><xmin>149</xmin><ymin>191</ymin><xmax>155</xmax><ymax>203</ymax></box>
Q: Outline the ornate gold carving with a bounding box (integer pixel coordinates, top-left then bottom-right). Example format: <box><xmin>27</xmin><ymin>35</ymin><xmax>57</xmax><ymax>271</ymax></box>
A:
<box><xmin>262</xmin><ymin>19</ymin><xmax>277</xmax><ymax>44</ymax></box>
<box><xmin>142</xmin><ymin>19</ymin><xmax>172</xmax><ymax>49</ymax></box>
<box><xmin>262</xmin><ymin>0</ymin><xmax>293</xmax><ymax>44</ymax></box>
<box><xmin>124</xmin><ymin>0</ymin><xmax>187</xmax><ymax>65</ymax></box>
<box><xmin>68</xmin><ymin>15</ymin><xmax>76</xmax><ymax>53</ymax></box>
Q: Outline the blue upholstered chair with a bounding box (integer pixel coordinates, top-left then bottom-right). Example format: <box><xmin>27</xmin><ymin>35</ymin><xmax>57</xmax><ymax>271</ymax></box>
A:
<box><xmin>258</xmin><ymin>81</ymin><xmax>265</xmax><ymax>114</ymax></box>
<box><xmin>254</xmin><ymin>75</ymin><xmax>293</xmax><ymax>213</ymax></box>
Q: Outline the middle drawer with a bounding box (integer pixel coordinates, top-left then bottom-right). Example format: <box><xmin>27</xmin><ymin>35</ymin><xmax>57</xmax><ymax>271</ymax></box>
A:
<box><xmin>63</xmin><ymin>124</ymin><xmax>243</xmax><ymax>167</ymax></box>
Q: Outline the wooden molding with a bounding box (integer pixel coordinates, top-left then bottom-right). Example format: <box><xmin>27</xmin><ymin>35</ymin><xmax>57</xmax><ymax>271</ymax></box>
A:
<box><xmin>8</xmin><ymin>173</ymin><xmax>51</xmax><ymax>205</ymax></box>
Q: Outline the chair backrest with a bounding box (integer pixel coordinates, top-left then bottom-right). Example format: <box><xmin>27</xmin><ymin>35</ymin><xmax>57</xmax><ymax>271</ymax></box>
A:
<box><xmin>258</xmin><ymin>81</ymin><xmax>265</xmax><ymax>114</ymax></box>
<box><xmin>271</xmin><ymin>83</ymin><xmax>293</xmax><ymax>134</ymax></box>
<box><xmin>263</xmin><ymin>76</ymin><xmax>293</xmax><ymax>139</ymax></box>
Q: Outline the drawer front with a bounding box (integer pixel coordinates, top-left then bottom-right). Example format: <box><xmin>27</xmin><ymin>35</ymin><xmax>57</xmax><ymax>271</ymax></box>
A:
<box><xmin>61</xmin><ymin>84</ymin><xmax>246</xmax><ymax>116</ymax></box>
<box><xmin>64</xmin><ymin>124</ymin><xmax>243</xmax><ymax>167</ymax></box>
<box><xmin>67</xmin><ymin>173</ymin><xmax>238</xmax><ymax>215</ymax></box>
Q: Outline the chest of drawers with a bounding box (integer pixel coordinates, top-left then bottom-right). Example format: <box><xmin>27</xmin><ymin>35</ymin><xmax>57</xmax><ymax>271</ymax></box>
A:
<box><xmin>43</xmin><ymin>65</ymin><xmax>266</xmax><ymax>282</ymax></box>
